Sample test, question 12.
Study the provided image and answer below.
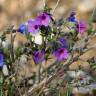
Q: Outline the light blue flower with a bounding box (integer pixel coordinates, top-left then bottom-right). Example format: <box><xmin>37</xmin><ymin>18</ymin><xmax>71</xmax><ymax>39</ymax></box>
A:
<box><xmin>18</xmin><ymin>23</ymin><xmax>27</xmax><ymax>34</ymax></box>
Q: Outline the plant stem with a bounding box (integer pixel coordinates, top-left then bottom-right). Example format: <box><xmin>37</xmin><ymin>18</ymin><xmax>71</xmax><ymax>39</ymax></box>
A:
<box><xmin>36</xmin><ymin>64</ymin><xmax>41</xmax><ymax>84</ymax></box>
<box><xmin>52</xmin><ymin>0</ymin><xmax>61</xmax><ymax>15</ymax></box>
<box><xmin>10</xmin><ymin>31</ymin><xmax>15</xmax><ymax>62</ymax></box>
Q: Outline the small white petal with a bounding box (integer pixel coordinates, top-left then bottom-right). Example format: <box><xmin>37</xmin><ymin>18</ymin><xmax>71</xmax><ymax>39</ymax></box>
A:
<box><xmin>2</xmin><ymin>40</ymin><xmax>10</xmax><ymax>48</ymax></box>
<box><xmin>34</xmin><ymin>34</ymin><xmax>42</xmax><ymax>45</ymax></box>
<box><xmin>76</xmin><ymin>70</ymin><xmax>85</xmax><ymax>77</ymax></box>
<box><xmin>2</xmin><ymin>65</ymin><xmax>9</xmax><ymax>76</ymax></box>
<box><xmin>2</xmin><ymin>41</ymin><xmax>7</xmax><ymax>48</ymax></box>
<box><xmin>67</xmin><ymin>71</ymin><xmax>76</xmax><ymax>78</ymax></box>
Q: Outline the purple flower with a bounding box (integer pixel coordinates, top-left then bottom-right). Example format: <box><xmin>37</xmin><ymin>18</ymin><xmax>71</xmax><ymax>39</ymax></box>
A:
<box><xmin>76</xmin><ymin>21</ymin><xmax>87</xmax><ymax>35</ymax></box>
<box><xmin>54</xmin><ymin>48</ymin><xmax>69</xmax><ymax>61</ymax></box>
<box><xmin>0</xmin><ymin>53</ymin><xmax>4</xmax><ymax>67</ymax></box>
<box><xmin>33</xmin><ymin>50</ymin><xmax>45</xmax><ymax>64</ymax></box>
<box><xmin>59</xmin><ymin>38</ymin><xmax>68</xmax><ymax>48</ymax></box>
<box><xmin>18</xmin><ymin>23</ymin><xmax>26</xmax><ymax>33</ymax></box>
<box><xmin>68</xmin><ymin>12</ymin><xmax>77</xmax><ymax>22</ymax></box>
<box><xmin>37</xmin><ymin>12</ymin><xmax>51</xmax><ymax>26</ymax></box>
<box><xmin>28</xmin><ymin>19</ymin><xmax>40</xmax><ymax>34</ymax></box>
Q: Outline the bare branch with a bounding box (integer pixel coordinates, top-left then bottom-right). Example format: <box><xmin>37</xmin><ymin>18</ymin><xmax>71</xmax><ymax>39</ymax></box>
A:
<box><xmin>52</xmin><ymin>0</ymin><xmax>61</xmax><ymax>15</ymax></box>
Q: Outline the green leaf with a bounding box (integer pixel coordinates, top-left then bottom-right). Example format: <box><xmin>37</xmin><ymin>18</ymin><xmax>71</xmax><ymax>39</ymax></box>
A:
<box><xmin>3</xmin><ymin>48</ymin><xmax>9</xmax><ymax>56</ymax></box>
<box><xmin>0</xmin><ymin>77</ymin><xmax>4</xmax><ymax>96</ymax></box>
<box><xmin>26</xmin><ymin>33</ymin><xmax>32</xmax><ymax>41</ymax></box>
<box><xmin>15</xmin><ymin>46</ymin><xmax>23</xmax><ymax>58</ymax></box>
<box><xmin>43</xmin><ymin>4</ymin><xmax>52</xmax><ymax>13</ymax></box>
<box><xmin>87</xmin><ymin>23</ymin><xmax>93</xmax><ymax>35</ymax></box>
<box><xmin>63</xmin><ymin>86</ymin><xmax>72</xmax><ymax>96</ymax></box>
<box><xmin>56</xmin><ymin>18</ymin><xmax>64</xmax><ymax>26</ymax></box>
<box><xmin>8</xmin><ymin>83</ymin><xmax>15</xmax><ymax>96</ymax></box>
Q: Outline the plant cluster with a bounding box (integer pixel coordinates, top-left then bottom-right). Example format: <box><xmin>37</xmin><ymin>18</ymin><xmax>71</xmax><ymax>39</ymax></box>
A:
<box><xmin>0</xmin><ymin>4</ymin><xmax>96</xmax><ymax>96</ymax></box>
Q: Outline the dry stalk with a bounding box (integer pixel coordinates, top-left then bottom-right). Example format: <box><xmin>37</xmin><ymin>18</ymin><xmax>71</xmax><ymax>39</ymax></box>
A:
<box><xmin>52</xmin><ymin>0</ymin><xmax>61</xmax><ymax>15</ymax></box>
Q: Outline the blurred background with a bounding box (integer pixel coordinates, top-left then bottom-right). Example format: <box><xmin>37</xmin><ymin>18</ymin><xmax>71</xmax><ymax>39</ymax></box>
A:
<box><xmin>0</xmin><ymin>0</ymin><xmax>96</xmax><ymax>30</ymax></box>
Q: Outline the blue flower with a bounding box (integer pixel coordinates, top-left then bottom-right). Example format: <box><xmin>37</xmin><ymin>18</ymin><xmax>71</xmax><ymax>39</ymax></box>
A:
<box><xmin>68</xmin><ymin>12</ymin><xmax>77</xmax><ymax>22</ymax></box>
<box><xmin>68</xmin><ymin>16</ymin><xmax>76</xmax><ymax>22</ymax></box>
<box><xmin>18</xmin><ymin>23</ymin><xmax>27</xmax><ymax>33</ymax></box>
<box><xmin>0</xmin><ymin>53</ymin><xmax>4</xmax><ymax>67</ymax></box>
<box><xmin>59</xmin><ymin>38</ymin><xmax>68</xmax><ymax>48</ymax></box>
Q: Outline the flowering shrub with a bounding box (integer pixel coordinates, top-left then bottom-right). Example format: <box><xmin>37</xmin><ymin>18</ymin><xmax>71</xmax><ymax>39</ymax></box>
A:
<box><xmin>0</xmin><ymin>3</ymin><xmax>96</xmax><ymax>96</ymax></box>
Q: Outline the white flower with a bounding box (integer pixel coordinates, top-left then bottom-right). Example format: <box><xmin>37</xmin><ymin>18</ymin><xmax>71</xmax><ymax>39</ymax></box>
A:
<box><xmin>2</xmin><ymin>64</ymin><xmax>9</xmax><ymax>76</ymax></box>
<box><xmin>33</xmin><ymin>33</ymin><xmax>42</xmax><ymax>45</ymax></box>
<box><xmin>67</xmin><ymin>70</ymin><xmax>86</xmax><ymax>78</ymax></box>
<box><xmin>2</xmin><ymin>39</ymin><xmax>10</xmax><ymax>48</ymax></box>
<box><xmin>67</xmin><ymin>71</ymin><xmax>76</xmax><ymax>78</ymax></box>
